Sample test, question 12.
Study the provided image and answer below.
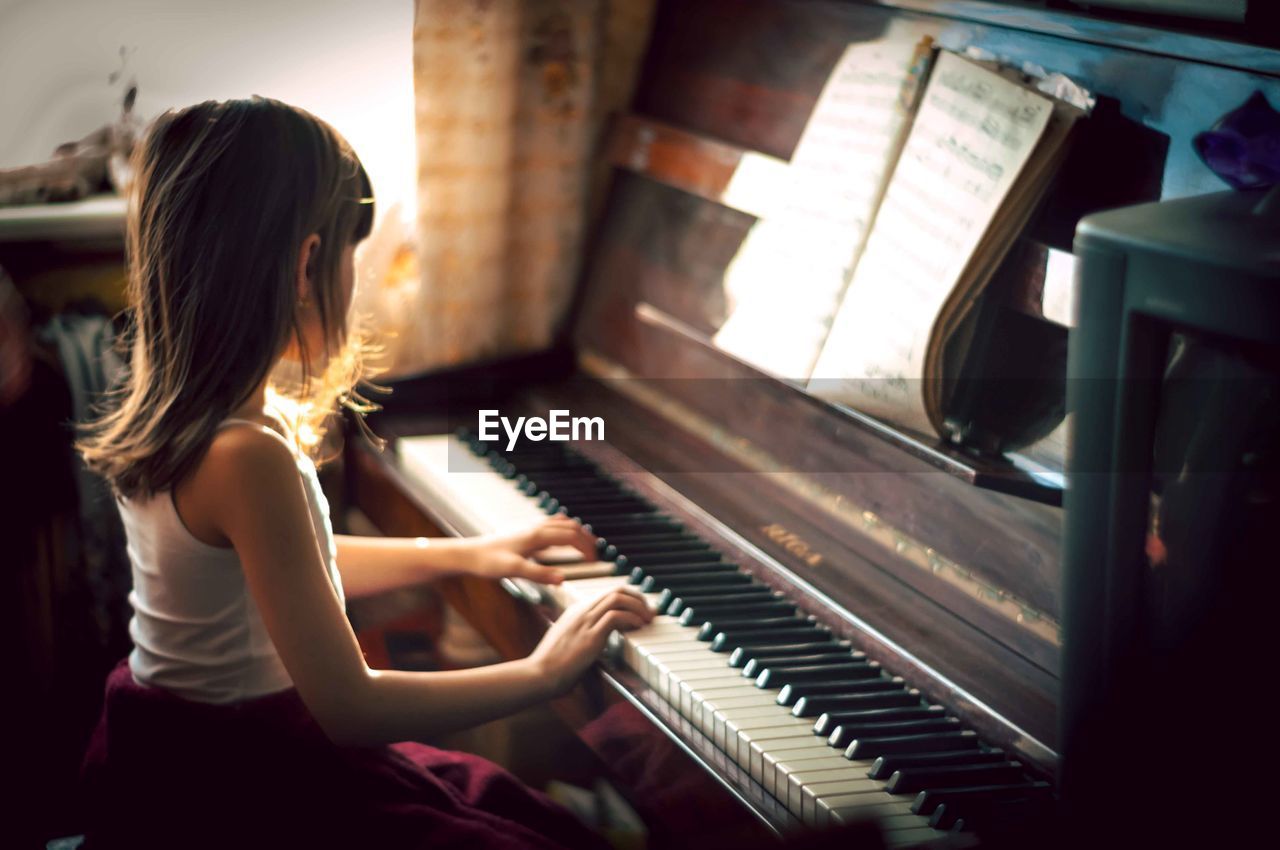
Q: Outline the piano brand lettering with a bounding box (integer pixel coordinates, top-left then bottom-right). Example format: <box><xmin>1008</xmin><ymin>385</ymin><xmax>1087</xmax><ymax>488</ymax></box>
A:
<box><xmin>477</xmin><ymin>409</ymin><xmax>605</xmax><ymax>451</ymax></box>
<box><xmin>761</xmin><ymin>523</ymin><xmax>824</xmax><ymax>567</ymax></box>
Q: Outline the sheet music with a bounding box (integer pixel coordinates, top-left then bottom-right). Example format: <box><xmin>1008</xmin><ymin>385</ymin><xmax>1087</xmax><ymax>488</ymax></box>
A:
<box><xmin>713</xmin><ymin>26</ymin><xmax>933</xmax><ymax>379</ymax></box>
<box><xmin>808</xmin><ymin>50</ymin><xmax>1054</xmax><ymax>433</ymax></box>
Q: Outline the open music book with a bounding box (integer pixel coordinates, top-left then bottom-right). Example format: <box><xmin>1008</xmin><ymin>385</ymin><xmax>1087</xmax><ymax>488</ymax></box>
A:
<box><xmin>716</xmin><ymin>42</ymin><xmax>1086</xmax><ymax>441</ymax></box>
<box><xmin>713</xmin><ymin>22</ymin><xmax>936</xmax><ymax>377</ymax></box>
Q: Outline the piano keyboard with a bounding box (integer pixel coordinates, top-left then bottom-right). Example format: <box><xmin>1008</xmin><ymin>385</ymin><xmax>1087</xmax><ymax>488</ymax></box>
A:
<box><xmin>396</xmin><ymin>432</ymin><xmax>1053</xmax><ymax>843</ymax></box>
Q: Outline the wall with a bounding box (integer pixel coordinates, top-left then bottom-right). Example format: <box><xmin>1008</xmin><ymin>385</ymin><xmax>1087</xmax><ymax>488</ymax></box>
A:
<box><xmin>0</xmin><ymin>0</ymin><xmax>417</xmax><ymax>223</ymax></box>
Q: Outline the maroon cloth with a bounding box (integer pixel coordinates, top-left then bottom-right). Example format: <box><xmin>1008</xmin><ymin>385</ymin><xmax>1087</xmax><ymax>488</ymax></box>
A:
<box><xmin>81</xmin><ymin>661</ymin><xmax>611</xmax><ymax>850</ymax></box>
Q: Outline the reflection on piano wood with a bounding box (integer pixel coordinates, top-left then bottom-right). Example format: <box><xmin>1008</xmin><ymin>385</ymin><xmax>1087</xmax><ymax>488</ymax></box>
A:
<box><xmin>362</xmin><ymin>430</ymin><xmax>1053</xmax><ymax>842</ymax></box>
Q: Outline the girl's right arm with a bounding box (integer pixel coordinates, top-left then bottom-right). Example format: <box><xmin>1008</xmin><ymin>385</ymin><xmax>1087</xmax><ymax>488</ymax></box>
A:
<box><xmin>195</xmin><ymin>426</ymin><xmax>653</xmax><ymax>746</ymax></box>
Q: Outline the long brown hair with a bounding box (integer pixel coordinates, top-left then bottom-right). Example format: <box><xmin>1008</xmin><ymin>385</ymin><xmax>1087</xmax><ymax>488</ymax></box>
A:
<box><xmin>79</xmin><ymin>97</ymin><xmax>374</xmax><ymax>499</ymax></box>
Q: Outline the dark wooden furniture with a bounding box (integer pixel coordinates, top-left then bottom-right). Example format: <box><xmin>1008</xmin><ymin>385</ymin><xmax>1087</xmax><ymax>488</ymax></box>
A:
<box><xmin>347</xmin><ymin>0</ymin><xmax>1280</xmax><ymax>843</ymax></box>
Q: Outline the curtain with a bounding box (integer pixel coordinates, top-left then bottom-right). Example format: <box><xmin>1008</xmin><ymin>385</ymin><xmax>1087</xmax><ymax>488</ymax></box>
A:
<box><xmin>358</xmin><ymin>0</ymin><xmax>654</xmax><ymax>376</ymax></box>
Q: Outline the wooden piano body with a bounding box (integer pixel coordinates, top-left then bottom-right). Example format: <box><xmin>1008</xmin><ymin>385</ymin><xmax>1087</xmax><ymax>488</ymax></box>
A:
<box><xmin>347</xmin><ymin>1</ymin><xmax>1280</xmax><ymax>844</ymax></box>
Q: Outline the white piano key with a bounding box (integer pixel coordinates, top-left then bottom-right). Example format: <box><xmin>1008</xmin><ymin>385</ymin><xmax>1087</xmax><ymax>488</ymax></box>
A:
<box><xmin>817</xmin><ymin>797</ymin><xmax>920</xmax><ymax>830</ymax></box>
<box><xmin>398</xmin><ymin>435</ymin><xmax>550</xmax><ymax>533</ymax></box>
<box><xmin>698</xmin><ymin>693</ymin><xmax>786</xmax><ymax>734</ymax></box>
<box><xmin>773</xmin><ymin>754</ymin><xmax>865</xmax><ymax>804</ymax></box>
<box><xmin>725</xmin><ymin>714</ymin><xmax>813</xmax><ymax>758</ymax></box>
<box><xmin>758</xmin><ymin>743</ymin><xmax>834</xmax><ymax>795</ymax></box>
<box><xmin>794</xmin><ymin>774</ymin><xmax>884</xmax><ymax>823</ymax></box>
<box><xmin>886</xmin><ymin>827</ymin><xmax>949</xmax><ymax>847</ymax></box>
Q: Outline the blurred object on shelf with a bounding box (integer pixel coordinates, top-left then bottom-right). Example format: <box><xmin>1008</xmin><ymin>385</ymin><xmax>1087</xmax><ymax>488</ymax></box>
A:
<box><xmin>0</xmin><ymin>49</ymin><xmax>142</xmax><ymax>206</ymax></box>
<box><xmin>1194</xmin><ymin>91</ymin><xmax>1280</xmax><ymax>190</ymax></box>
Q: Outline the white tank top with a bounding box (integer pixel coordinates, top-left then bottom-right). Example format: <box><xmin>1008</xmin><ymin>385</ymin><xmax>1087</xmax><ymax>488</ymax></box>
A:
<box><xmin>119</xmin><ymin>418</ymin><xmax>345</xmax><ymax>704</ymax></box>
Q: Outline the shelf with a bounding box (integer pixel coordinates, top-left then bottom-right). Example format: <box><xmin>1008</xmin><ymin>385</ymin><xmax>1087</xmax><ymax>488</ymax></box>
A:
<box><xmin>0</xmin><ymin>196</ymin><xmax>126</xmax><ymax>245</ymax></box>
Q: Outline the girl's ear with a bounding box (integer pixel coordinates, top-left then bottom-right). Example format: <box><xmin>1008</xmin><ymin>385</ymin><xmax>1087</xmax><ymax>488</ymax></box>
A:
<box><xmin>296</xmin><ymin>233</ymin><xmax>321</xmax><ymax>304</ymax></box>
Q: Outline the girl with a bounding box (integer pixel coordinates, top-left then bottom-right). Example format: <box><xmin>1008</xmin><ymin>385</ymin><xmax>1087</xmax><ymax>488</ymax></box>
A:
<box><xmin>77</xmin><ymin>97</ymin><xmax>651</xmax><ymax>849</ymax></box>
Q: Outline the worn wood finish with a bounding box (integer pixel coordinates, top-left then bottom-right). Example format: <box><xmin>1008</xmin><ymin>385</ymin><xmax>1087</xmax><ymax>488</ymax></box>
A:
<box><xmin>604</xmin><ymin>114</ymin><xmax>786</xmax><ymax>212</ymax></box>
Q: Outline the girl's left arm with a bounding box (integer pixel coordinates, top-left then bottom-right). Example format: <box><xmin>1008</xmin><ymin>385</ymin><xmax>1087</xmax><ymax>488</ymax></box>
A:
<box><xmin>334</xmin><ymin>515</ymin><xmax>595</xmax><ymax>599</ymax></box>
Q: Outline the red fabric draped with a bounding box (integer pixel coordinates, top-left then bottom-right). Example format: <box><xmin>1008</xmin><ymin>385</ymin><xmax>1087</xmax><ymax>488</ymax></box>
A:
<box><xmin>81</xmin><ymin>661</ymin><xmax>610</xmax><ymax>850</ymax></box>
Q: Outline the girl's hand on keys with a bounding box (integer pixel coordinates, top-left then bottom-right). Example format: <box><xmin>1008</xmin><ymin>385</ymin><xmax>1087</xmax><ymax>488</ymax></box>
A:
<box><xmin>464</xmin><ymin>516</ymin><xmax>597</xmax><ymax>585</ymax></box>
<box><xmin>529</xmin><ymin>587</ymin><xmax>653</xmax><ymax>696</ymax></box>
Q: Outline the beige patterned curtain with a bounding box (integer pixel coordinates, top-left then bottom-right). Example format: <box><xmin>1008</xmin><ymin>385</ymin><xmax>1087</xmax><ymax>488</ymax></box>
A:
<box><xmin>360</xmin><ymin>0</ymin><xmax>654</xmax><ymax>375</ymax></box>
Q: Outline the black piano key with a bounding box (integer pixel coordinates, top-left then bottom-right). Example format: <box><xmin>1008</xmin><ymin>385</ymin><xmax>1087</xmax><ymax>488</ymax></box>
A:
<box><xmin>698</xmin><ymin>616</ymin><xmax>811</xmax><ymax>641</ymax></box>
<box><xmin>660</xmin><ymin>586</ymin><xmax>779</xmax><ymax>614</ymax></box>
<box><xmin>778</xmin><ymin>677</ymin><xmax>902</xmax><ymax>707</ymax></box>
<box><xmin>783</xmin><ymin>681</ymin><xmax>906</xmax><ymax>706</ymax></box>
<box><xmin>611</xmin><ymin>540</ymin><xmax>713</xmax><ymax>556</ymax></box>
<box><xmin>828</xmin><ymin>717</ymin><xmax>962</xmax><ymax>749</ymax></box>
<box><xmin>740</xmin><ymin>649</ymin><xmax>863</xmax><ymax>678</ymax></box>
<box><xmin>516</xmin><ymin>469</ymin><xmax>603</xmax><ymax>484</ymax></box>
<box><xmin>792</xmin><ymin>689</ymin><xmax>920</xmax><ymax>717</ymax></box>
<box><xmin>911</xmin><ymin>781</ymin><xmax>1053</xmax><ymax>817</ymax></box>
<box><xmin>501</xmin><ymin>459</ymin><xmax>593</xmax><ymax>474</ymax></box>
<box><xmin>845</xmin><ymin>730</ymin><xmax>981</xmax><ymax>760</ymax></box>
<box><xmin>813</xmin><ymin>705</ymin><xmax>947</xmax><ymax>738</ymax></box>
<box><xmin>531</xmin><ymin>478</ymin><xmax>621</xmax><ymax>491</ymax></box>
<box><xmin>932</xmin><ymin>795</ymin><xmax>1055</xmax><ymax>832</ymax></box>
<box><xmin>773</xmin><ymin>675</ymin><xmax>906</xmax><ymax>711</ymax></box>
<box><xmin>710</xmin><ymin>626</ymin><xmax>831</xmax><ymax>653</ymax></box>
<box><xmin>598</xmin><ymin>531</ymin><xmax>699</xmax><ymax>548</ymax></box>
<box><xmin>640</xmin><ymin>572</ymin><xmax>755</xmax><ymax>593</ymax></box>
<box><xmin>666</xmin><ymin>594</ymin><xmax>785</xmax><ymax>618</ymax></box>
<box><xmin>538</xmin><ymin>485</ymin><xmax>632</xmax><ymax>500</ymax></box>
<box><xmin>619</xmin><ymin>551</ymin><xmax>725</xmax><ymax>568</ymax></box>
<box><xmin>728</xmin><ymin>641</ymin><xmax>849</xmax><ymax>668</ymax></box>
<box><xmin>578</xmin><ymin>512</ymin><xmax>671</xmax><ymax>527</ymax></box>
<box><xmin>566</xmin><ymin>502</ymin><xmax>654</xmax><ymax>519</ymax></box>
<box><xmin>754</xmin><ymin>662</ymin><xmax>880</xmax><ymax>689</ymax></box>
<box><xmin>543</xmin><ymin>481</ymin><xmax>634</xmax><ymax>495</ymax></box>
<box><xmin>634</xmin><ymin>569</ymin><xmax>744</xmax><ymax>590</ymax></box>
<box><xmin>499</xmin><ymin>448</ymin><xmax>589</xmax><ymax>462</ymax></box>
<box><xmin>679</xmin><ymin>600</ymin><xmax>798</xmax><ymax>626</ymax></box>
<box><xmin>660</xmin><ymin>589</ymin><xmax>781</xmax><ymax>616</ymax></box>
<box><xmin>629</xmin><ymin>562</ymin><xmax>739</xmax><ymax>584</ymax></box>
<box><xmin>583</xmin><ymin>518</ymin><xmax>683</xmax><ymax>536</ymax></box>
<box><xmin>601</xmin><ymin>538</ymin><xmax>704</xmax><ymax>561</ymax></box>
<box><xmin>885</xmin><ymin>761</ymin><xmax>1027</xmax><ymax>795</ymax></box>
<box><xmin>631</xmin><ymin>560</ymin><xmax>739</xmax><ymax>578</ymax></box>
<box><xmin>532</xmin><ymin>484</ymin><xmax>613</xmax><ymax>500</ymax></box>
<box><xmin>573</xmin><ymin>507</ymin><xmax>668</xmax><ymax>524</ymax></box>
<box><xmin>867</xmin><ymin>748</ymin><xmax>1008</xmax><ymax>781</ymax></box>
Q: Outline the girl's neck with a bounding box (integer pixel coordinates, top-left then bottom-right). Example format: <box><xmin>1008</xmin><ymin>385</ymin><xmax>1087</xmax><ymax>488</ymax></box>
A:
<box><xmin>229</xmin><ymin>380</ymin><xmax>272</xmax><ymax>426</ymax></box>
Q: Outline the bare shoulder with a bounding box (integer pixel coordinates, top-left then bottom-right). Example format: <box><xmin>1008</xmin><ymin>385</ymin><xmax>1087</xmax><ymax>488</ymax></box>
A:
<box><xmin>200</xmin><ymin>423</ymin><xmax>300</xmax><ymax>492</ymax></box>
<box><xmin>176</xmin><ymin>424</ymin><xmax>304</xmax><ymax>545</ymax></box>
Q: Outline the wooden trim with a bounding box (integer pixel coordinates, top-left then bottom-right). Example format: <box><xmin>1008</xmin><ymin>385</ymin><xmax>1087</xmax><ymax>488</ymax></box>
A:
<box><xmin>863</xmin><ymin>0</ymin><xmax>1280</xmax><ymax>73</ymax></box>
<box><xmin>604</xmin><ymin>114</ymin><xmax>789</xmax><ymax>217</ymax></box>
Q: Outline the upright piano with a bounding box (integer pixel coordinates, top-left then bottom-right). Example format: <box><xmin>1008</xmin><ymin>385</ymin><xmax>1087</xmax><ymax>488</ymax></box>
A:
<box><xmin>346</xmin><ymin>1</ymin><xmax>1280</xmax><ymax>846</ymax></box>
